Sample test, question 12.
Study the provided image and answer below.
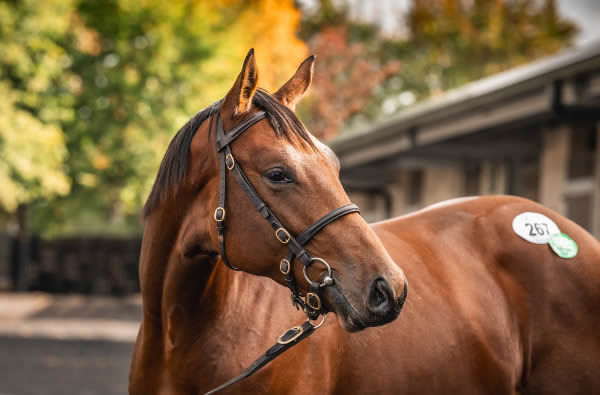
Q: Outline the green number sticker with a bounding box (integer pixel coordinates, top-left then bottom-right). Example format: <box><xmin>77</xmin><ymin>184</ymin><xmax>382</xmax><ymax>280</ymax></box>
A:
<box><xmin>548</xmin><ymin>233</ymin><xmax>578</xmax><ymax>259</ymax></box>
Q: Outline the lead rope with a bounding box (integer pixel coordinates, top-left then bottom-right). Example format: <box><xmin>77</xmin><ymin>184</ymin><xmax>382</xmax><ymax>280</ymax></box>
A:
<box><xmin>204</xmin><ymin>316</ymin><xmax>326</xmax><ymax>395</ymax></box>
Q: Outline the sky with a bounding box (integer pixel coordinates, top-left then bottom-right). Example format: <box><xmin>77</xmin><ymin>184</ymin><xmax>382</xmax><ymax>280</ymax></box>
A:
<box><xmin>556</xmin><ymin>0</ymin><xmax>600</xmax><ymax>46</ymax></box>
<box><xmin>301</xmin><ymin>0</ymin><xmax>600</xmax><ymax>47</ymax></box>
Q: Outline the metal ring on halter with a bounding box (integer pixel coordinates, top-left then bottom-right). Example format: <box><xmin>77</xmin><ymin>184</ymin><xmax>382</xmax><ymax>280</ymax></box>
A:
<box><xmin>303</xmin><ymin>257</ymin><xmax>334</xmax><ymax>288</ymax></box>
<box><xmin>307</xmin><ymin>314</ymin><xmax>326</xmax><ymax>329</ymax></box>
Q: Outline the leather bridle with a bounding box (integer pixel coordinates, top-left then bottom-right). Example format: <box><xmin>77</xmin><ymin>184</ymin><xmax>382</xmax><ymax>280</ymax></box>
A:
<box><xmin>205</xmin><ymin>108</ymin><xmax>359</xmax><ymax>394</ymax></box>
<box><xmin>213</xmin><ymin>110</ymin><xmax>359</xmax><ymax>319</ymax></box>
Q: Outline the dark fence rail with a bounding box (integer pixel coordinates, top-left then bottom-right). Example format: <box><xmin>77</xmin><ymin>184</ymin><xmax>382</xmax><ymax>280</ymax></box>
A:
<box><xmin>0</xmin><ymin>232</ymin><xmax>141</xmax><ymax>295</ymax></box>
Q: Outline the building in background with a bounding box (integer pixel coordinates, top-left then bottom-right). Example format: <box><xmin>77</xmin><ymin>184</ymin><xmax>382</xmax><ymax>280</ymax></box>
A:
<box><xmin>330</xmin><ymin>42</ymin><xmax>600</xmax><ymax>238</ymax></box>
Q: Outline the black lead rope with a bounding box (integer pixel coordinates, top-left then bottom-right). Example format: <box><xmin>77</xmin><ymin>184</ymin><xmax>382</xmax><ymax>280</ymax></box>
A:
<box><xmin>205</xmin><ymin>109</ymin><xmax>361</xmax><ymax>394</ymax></box>
<box><xmin>204</xmin><ymin>320</ymin><xmax>318</xmax><ymax>395</ymax></box>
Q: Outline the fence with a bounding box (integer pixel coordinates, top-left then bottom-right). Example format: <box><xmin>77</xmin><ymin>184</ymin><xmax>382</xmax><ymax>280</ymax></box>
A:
<box><xmin>0</xmin><ymin>233</ymin><xmax>141</xmax><ymax>295</ymax></box>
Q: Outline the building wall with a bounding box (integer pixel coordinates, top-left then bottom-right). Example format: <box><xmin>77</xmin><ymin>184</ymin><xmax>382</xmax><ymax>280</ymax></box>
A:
<box><xmin>347</xmin><ymin>190</ymin><xmax>388</xmax><ymax>223</ymax></box>
<box><xmin>562</xmin><ymin>122</ymin><xmax>598</xmax><ymax>235</ymax></box>
<box><xmin>538</xmin><ymin>125</ymin><xmax>571</xmax><ymax>215</ymax></box>
<box><xmin>344</xmin><ymin>122</ymin><xmax>599</xmax><ymax>239</ymax></box>
<box><xmin>479</xmin><ymin>161</ymin><xmax>508</xmax><ymax>195</ymax></box>
<box><xmin>388</xmin><ymin>182</ymin><xmax>408</xmax><ymax>218</ymax></box>
<box><xmin>422</xmin><ymin>166</ymin><xmax>464</xmax><ymax>207</ymax></box>
<box><xmin>594</xmin><ymin>123</ymin><xmax>600</xmax><ymax>237</ymax></box>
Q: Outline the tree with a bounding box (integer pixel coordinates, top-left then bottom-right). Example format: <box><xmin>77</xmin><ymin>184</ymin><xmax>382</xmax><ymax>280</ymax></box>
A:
<box><xmin>298</xmin><ymin>0</ymin><xmax>577</xmax><ymax>137</ymax></box>
<box><xmin>378</xmin><ymin>0</ymin><xmax>577</xmax><ymax>111</ymax></box>
<box><xmin>0</xmin><ymin>0</ymin><xmax>74</xmax><ymax>219</ymax></box>
<box><xmin>0</xmin><ymin>0</ymin><xmax>308</xmax><ymax>236</ymax></box>
<box><xmin>297</xmin><ymin>0</ymin><xmax>401</xmax><ymax>139</ymax></box>
<box><xmin>0</xmin><ymin>84</ymin><xmax>70</xmax><ymax>212</ymax></box>
<box><xmin>301</xmin><ymin>26</ymin><xmax>401</xmax><ymax>140</ymax></box>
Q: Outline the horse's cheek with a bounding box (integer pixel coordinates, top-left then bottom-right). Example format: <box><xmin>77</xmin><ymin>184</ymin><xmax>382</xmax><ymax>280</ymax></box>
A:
<box><xmin>166</xmin><ymin>304</ymin><xmax>187</xmax><ymax>351</ymax></box>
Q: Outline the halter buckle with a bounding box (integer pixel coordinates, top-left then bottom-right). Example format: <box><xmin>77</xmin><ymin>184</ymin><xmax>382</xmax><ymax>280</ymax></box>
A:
<box><xmin>305</xmin><ymin>292</ymin><xmax>321</xmax><ymax>310</ymax></box>
<box><xmin>214</xmin><ymin>207</ymin><xmax>226</xmax><ymax>222</ymax></box>
<box><xmin>280</xmin><ymin>259</ymin><xmax>291</xmax><ymax>274</ymax></box>
<box><xmin>277</xmin><ymin>325</ymin><xmax>304</xmax><ymax>345</ymax></box>
<box><xmin>225</xmin><ymin>154</ymin><xmax>235</xmax><ymax>170</ymax></box>
<box><xmin>275</xmin><ymin>228</ymin><xmax>291</xmax><ymax>244</ymax></box>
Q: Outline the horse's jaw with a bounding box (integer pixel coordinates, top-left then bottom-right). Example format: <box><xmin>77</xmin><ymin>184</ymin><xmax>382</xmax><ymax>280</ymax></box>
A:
<box><xmin>322</xmin><ymin>274</ymin><xmax>407</xmax><ymax>333</ymax></box>
<box><xmin>326</xmin><ymin>286</ymin><xmax>368</xmax><ymax>332</ymax></box>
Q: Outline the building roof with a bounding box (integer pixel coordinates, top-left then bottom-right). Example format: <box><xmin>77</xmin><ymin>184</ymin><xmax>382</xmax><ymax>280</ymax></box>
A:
<box><xmin>329</xmin><ymin>41</ymin><xmax>600</xmax><ymax>168</ymax></box>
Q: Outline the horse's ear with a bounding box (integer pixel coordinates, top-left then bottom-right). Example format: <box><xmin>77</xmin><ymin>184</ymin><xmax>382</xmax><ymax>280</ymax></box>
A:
<box><xmin>274</xmin><ymin>55</ymin><xmax>315</xmax><ymax>110</ymax></box>
<box><xmin>223</xmin><ymin>49</ymin><xmax>260</xmax><ymax>117</ymax></box>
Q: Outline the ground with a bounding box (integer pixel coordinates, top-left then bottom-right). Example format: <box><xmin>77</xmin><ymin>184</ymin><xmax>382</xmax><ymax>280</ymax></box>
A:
<box><xmin>0</xmin><ymin>293</ymin><xmax>141</xmax><ymax>395</ymax></box>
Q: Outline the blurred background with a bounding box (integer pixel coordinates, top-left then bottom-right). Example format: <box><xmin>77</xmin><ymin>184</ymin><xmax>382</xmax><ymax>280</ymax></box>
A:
<box><xmin>0</xmin><ymin>0</ymin><xmax>599</xmax><ymax>394</ymax></box>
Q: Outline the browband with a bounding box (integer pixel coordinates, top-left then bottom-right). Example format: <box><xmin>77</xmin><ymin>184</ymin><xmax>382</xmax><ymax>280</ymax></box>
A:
<box><xmin>216</xmin><ymin>112</ymin><xmax>268</xmax><ymax>152</ymax></box>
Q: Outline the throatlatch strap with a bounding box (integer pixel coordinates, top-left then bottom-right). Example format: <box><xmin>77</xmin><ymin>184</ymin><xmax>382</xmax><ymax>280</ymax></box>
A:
<box><xmin>204</xmin><ymin>320</ymin><xmax>317</xmax><ymax>395</ymax></box>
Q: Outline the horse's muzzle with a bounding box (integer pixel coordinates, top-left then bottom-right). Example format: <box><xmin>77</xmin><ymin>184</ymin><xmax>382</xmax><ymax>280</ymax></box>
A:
<box><xmin>325</xmin><ymin>272</ymin><xmax>407</xmax><ymax>332</ymax></box>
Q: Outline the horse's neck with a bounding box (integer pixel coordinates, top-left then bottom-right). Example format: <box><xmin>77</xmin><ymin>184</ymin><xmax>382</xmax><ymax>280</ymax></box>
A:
<box><xmin>169</xmin><ymin>261</ymin><xmax>299</xmax><ymax>335</ymax></box>
<box><xmin>137</xmin><ymin>160</ymin><xmax>305</xmax><ymax>367</ymax></box>
<box><xmin>139</xmin><ymin>209</ymin><xmax>186</xmax><ymax>320</ymax></box>
<box><xmin>138</xmin><ymin>212</ymin><xmax>326</xmax><ymax>389</ymax></box>
<box><xmin>139</xmin><ymin>210</ymin><xmax>216</xmax><ymax>319</ymax></box>
<box><xmin>139</xmin><ymin>211</ymin><xmax>295</xmax><ymax>334</ymax></box>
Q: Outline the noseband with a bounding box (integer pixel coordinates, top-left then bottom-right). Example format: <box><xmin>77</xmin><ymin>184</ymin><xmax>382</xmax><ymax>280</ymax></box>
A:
<box><xmin>213</xmin><ymin>110</ymin><xmax>359</xmax><ymax>320</ymax></box>
<box><xmin>205</xmin><ymin>109</ymin><xmax>359</xmax><ymax>394</ymax></box>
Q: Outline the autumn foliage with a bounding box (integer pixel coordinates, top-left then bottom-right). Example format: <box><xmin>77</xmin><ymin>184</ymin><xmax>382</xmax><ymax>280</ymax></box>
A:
<box><xmin>0</xmin><ymin>0</ymin><xmax>579</xmax><ymax>235</ymax></box>
<box><xmin>302</xmin><ymin>27</ymin><xmax>401</xmax><ymax>140</ymax></box>
<box><xmin>0</xmin><ymin>0</ymin><xmax>308</xmax><ymax>235</ymax></box>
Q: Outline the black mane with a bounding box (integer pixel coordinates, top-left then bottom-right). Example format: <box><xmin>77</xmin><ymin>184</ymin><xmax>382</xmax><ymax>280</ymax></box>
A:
<box><xmin>143</xmin><ymin>89</ymin><xmax>314</xmax><ymax>217</ymax></box>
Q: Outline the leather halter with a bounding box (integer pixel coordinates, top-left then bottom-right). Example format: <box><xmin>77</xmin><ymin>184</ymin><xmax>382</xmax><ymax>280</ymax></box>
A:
<box><xmin>205</xmin><ymin>108</ymin><xmax>359</xmax><ymax>394</ymax></box>
<box><xmin>213</xmin><ymin>110</ymin><xmax>359</xmax><ymax>319</ymax></box>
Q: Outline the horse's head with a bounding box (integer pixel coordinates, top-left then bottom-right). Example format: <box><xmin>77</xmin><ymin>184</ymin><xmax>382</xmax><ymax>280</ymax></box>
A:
<box><xmin>152</xmin><ymin>50</ymin><xmax>406</xmax><ymax>332</ymax></box>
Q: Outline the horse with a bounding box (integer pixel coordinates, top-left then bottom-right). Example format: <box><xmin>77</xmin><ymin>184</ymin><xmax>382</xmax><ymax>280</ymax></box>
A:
<box><xmin>129</xmin><ymin>49</ymin><xmax>600</xmax><ymax>394</ymax></box>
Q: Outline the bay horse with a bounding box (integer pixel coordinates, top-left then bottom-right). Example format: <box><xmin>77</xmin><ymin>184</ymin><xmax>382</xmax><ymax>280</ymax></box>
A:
<box><xmin>130</xmin><ymin>49</ymin><xmax>600</xmax><ymax>394</ymax></box>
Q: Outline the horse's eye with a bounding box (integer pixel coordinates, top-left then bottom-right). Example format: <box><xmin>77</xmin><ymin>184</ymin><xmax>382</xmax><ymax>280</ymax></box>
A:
<box><xmin>265</xmin><ymin>169</ymin><xmax>293</xmax><ymax>184</ymax></box>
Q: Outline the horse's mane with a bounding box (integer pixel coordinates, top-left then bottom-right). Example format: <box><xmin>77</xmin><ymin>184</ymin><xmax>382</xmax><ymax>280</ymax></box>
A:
<box><xmin>143</xmin><ymin>89</ymin><xmax>314</xmax><ymax>217</ymax></box>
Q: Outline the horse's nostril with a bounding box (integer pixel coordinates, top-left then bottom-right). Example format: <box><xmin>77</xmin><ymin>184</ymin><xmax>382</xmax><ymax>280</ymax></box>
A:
<box><xmin>367</xmin><ymin>279</ymin><xmax>392</xmax><ymax>316</ymax></box>
<box><xmin>373</xmin><ymin>285</ymin><xmax>386</xmax><ymax>305</ymax></box>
